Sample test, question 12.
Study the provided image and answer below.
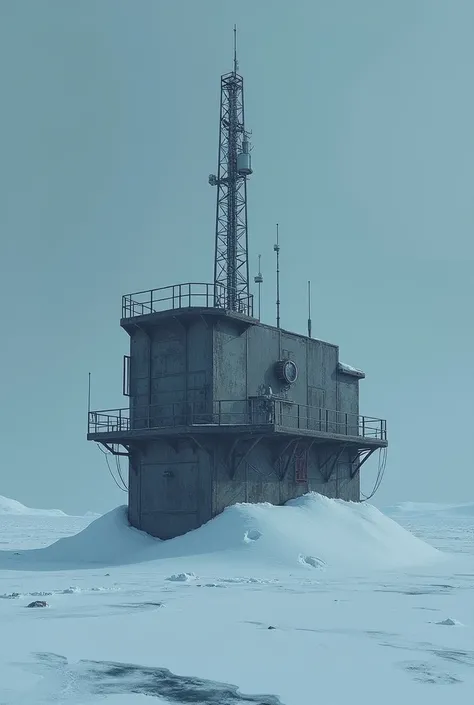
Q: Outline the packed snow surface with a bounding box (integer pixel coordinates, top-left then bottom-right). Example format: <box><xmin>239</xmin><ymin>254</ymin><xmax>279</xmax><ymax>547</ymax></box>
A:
<box><xmin>1</xmin><ymin>493</ymin><xmax>473</xmax><ymax>704</ymax></box>
<box><xmin>0</xmin><ymin>494</ymin><xmax>67</xmax><ymax>517</ymax></box>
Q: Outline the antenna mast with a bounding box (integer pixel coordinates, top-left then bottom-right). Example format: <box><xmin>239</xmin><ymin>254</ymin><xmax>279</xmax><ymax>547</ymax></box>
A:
<box><xmin>233</xmin><ymin>24</ymin><xmax>238</xmax><ymax>73</ymax></box>
<box><xmin>254</xmin><ymin>254</ymin><xmax>263</xmax><ymax>320</ymax></box>
<box><xmin>274</xmin><ymin>224</ymin><xmax>280</xmax><ymax>328</ymax></box>
<box><xmin>209</xmin><ymin>26</ymin><xmax>252</xmax><ymax>313</ymax></box>
<box><xmin>307</xmin><ymin>281</ymin><xmax>312</xmax><ymax>338</ymax></box>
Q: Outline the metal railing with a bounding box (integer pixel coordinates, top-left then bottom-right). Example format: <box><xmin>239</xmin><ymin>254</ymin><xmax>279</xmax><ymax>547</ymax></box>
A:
<box><xmin>88</xmin><ymin>398</ymin><xmax>387</xmax><ymax>441</ymax></box>
<box><xmin>89</xmin><ymin>408</ymin><xmax>130</xmax><ymax>434</ymax></box>
<box><xmin>122</xmin><ymin>282</ymin><xmax>254</xmax><ymax>319</ymax></box>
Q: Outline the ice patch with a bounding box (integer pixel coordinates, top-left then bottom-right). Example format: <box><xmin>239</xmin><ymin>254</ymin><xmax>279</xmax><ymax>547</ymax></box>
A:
<box><xmin>12</xmin><ymin>652</ymin><xmax>284</xmax><ymax>704</ymax></box>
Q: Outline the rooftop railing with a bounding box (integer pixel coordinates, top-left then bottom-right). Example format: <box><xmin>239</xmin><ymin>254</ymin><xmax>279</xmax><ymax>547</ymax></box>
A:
<box><xmin>88</xmin><ymin>398</ymin><xmax>387</xmax><ymax>441</ymax></box>
<box><xmin>122</xmin><ymin>282</ymin><xmax>254</xmax><ymax>319</ymax></box>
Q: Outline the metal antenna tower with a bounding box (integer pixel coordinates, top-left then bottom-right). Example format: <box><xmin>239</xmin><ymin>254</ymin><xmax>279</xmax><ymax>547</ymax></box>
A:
<box><xmin>209</xmin><ymin>26</ymin><xmax>252</xmax><ymax>313</ymax></box>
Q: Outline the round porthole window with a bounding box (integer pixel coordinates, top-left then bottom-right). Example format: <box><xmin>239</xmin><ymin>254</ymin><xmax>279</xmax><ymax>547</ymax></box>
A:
<box><xmin>275</xmin><ymin>359</ymin><xmax>298</xmax><ymax>385</ymax></box>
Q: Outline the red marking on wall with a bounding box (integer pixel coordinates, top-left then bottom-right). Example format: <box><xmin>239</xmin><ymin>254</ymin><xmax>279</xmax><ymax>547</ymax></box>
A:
<box><xmin>295</xmin><ymin>454</ymin><xmax>308</xmax><ymax>483</ymax></box>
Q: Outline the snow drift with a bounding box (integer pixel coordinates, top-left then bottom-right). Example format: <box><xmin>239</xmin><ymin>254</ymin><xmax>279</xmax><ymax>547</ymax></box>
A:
<box><xmin>0</xmin><ymin>495</ymin><xmax>67</xmax><ymax>517</ymax></box>
<box><xmin>0</xmin><ymin>493</ymin><xmax>439</xmax><ymax>572</ymax></box>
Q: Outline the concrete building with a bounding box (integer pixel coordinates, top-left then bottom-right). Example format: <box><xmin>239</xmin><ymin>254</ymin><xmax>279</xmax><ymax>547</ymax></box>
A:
<box><xmin>87</xmin><ymin>283</ymin><xmax>387</xmax><ymax>539</ymax></box>
<box><xmin>87</xmin><ymin>43</ymin><xmax>387</xmax><ymax>539</ymax></box>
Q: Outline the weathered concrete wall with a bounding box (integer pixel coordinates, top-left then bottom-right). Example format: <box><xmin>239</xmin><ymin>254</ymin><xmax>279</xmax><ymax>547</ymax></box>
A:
<box><xmin>211</xmin><ymin>439</ymin><xmax>359</xmax><ymax>521</ymax></box>
<box><xmin>307</xmin><ymin>337</ymin><xmax>338</xmax><ymax>409</ymax></box>
<box><xmin>128</xmin><ymin>439</ymin><xmax>212</xmax><ymax>539</ymax></box>
<box><xmin>128</xmin><ymin>435</ymin><xmax>359</xmax><ymax>539</ymax></box>
<box><xmin>212</xmin><ymin>319</ymin><xmax>247</xmax><ymax>401</ymax></box>
<box><xmin>129</xmin><ymin>318</ymin><xmax>212</xmax><ymax>427</ymax></box>
<box><xmin>213</xmin><ymin>319</ymin><xmax>353</xmax><ymax>418</ymax></box>
<box><xmin>308</xmin><ymin>446</ymin><xmax>360</xmax><ymax>501</ymax></box>
<box><xmin>211</xmin><ymin>440</ymin><xmax>307</xmax><ymax>515</ymax></box>
<box><xmin>336</xmin><ymin>372</ymin><xmax>359</xmax><ymax>436</ymax></box>
<box><xmin>130</xmin><ymin>314</ymin><xmax>361</xmax><ymax>426</ymax></box>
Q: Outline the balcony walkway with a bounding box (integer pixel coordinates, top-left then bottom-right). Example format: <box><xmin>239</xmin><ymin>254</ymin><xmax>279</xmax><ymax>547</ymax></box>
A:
<box><xmin>87</xmin><ymin>398</ymin><xmax>387</xmax><ymax>449</ymax></box>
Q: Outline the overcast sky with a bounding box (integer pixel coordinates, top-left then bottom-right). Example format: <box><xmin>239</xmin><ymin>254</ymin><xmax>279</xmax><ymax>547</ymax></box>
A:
<box><xmin>0</xmin><ymin>0</ymin><xmax>472</xmax><ymax>514</ymax></box>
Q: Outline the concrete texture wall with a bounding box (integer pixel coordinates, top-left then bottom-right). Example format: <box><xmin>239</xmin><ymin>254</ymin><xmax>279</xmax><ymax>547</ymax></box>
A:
<box><xmin>212</xmin><ymin>319</ymin><xmax>246</xmax><ymax>401</ymax></box>
<box><xmin>129</xmin><ymin>317</ymin><xmax>212</xmax><ymax>427</ymax></box>
<box><xmin>336</xmin><ymin>372</ymin><xmax>359</xmax><ymax>436</ymax></box>
<box><xmin>129</xmin><ymin>314</ymin><xmax>362</xmax><ymax>425</ymax></box>
<box><xmin>212</xmin><ymin>440</ymin><xmax>361</xmax><ymax>512</ymax></box>
<box><xmin>211</xmin><ymin>439</ymin><xmax>306</xmax><ymax>514</ymax></box>
<box><xmin>128</xmin><ymin>438</ymin><xmax>212</xmax><ymax>539</ymax></box>
<box><xmin>213</xmin><ymin>317</ymin><xmax>360</xmax><ymax>419</ymax></box>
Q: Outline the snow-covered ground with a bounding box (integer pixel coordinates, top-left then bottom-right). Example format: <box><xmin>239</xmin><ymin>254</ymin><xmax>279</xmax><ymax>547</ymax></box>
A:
<box><xmin>0</xmin><ymin>494</ymin><xmax>473</xmax><ymax>704</ymax></box>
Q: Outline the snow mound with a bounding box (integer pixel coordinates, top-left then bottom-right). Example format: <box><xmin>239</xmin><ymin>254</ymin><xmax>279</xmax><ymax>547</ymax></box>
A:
<box><xmin>0</xmin><ymin>495</ymin><xmax>67</xmax><ymax>517</ymax></box>
<box><xmin>387</xmin><ymin>501</ymin><xmax>474</xmax><ymax>518</ymax></box>
<box><xmin>0</xmin><ymin>494</ymin><xmax>440</xmax><ymax>572</ymax></box>
<box><xmin>7</xmin><ymin>507</ymin><xmax>158</xmax><ymax>565</ymax></box>
<box><xmin>166</xmin><ymin>572</ymin><xmax>197</xmax><ymax>582</ymax></box>
<box><xmin>147</xmin><ymin>493</ymin><xmax>439</xmax><ymax>571</ymax></box>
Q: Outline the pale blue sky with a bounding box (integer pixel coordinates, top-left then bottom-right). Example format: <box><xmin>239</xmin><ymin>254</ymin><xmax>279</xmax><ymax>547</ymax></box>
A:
<box><xmin>0</xmin><ymin>0</ymin><xmax>472</xmax><ymax>514</ymax></box>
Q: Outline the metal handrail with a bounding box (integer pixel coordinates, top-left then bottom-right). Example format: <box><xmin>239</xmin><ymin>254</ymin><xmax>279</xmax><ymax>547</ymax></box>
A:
<box><xmin>88</xmin><ymin>399</ymin><xmax>387</xmax><ymax>441</ymax></box>
<box><xmin>122</xmin><ymin>282</ymin><xmax>254</xmax><ymax>319</ymax></box>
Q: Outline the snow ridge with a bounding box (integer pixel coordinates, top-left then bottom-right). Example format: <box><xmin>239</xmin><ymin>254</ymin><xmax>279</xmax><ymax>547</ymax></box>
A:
<box><xmin>0</xmin><ymin>495</ymin><xmax>67</xmax><ymax>517</ymax></box>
